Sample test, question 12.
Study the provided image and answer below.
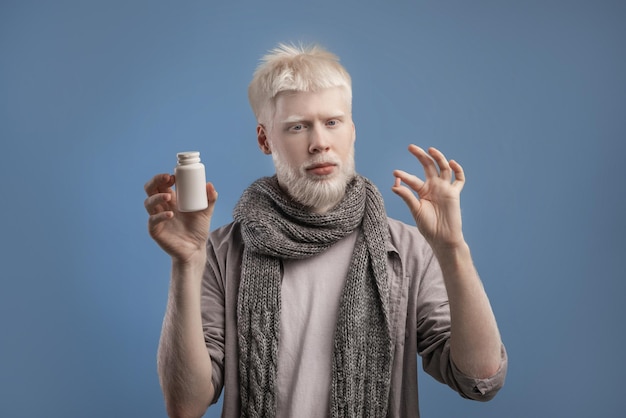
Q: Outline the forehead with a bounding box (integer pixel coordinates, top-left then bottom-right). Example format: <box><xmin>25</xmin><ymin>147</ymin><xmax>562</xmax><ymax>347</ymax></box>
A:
<box><xmin>273</xmin><ymin>87</ymin><xmax>351</xmax><ymax>119</ymax></box>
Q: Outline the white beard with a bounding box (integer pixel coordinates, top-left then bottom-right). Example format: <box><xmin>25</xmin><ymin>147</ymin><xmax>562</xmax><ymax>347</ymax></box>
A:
<box><xmin>271</xmin><ymin>147</ymin><xmax>355</xmax><ymax>213</ymax></box>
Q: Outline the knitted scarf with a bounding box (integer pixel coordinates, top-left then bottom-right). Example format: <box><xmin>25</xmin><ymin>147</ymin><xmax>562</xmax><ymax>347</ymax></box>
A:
<box><xmin>233</xmin><ymin>174</ymin><xmax>393</xmax><ymax>418</ymax></box>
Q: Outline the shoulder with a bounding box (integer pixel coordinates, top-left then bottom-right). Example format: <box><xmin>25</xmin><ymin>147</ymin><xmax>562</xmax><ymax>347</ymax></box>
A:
<box><xmin>386</xmin><ymin>217</ymin><xmax>432</xmax><ymax>255</ymax></box>
<box><xmin>208</xmin><ymin>221</ymin><xmax>243</xmax><ymax>256</ymax></box>
<box><xmin>386</xmin><ymin>217</ymin><xmax>438</xmax><ymax>274</ymax></box>
<box><xmin>204</xmin><ymin>222</ymin><xmax>244</xmax><ymax>287</ymax></box>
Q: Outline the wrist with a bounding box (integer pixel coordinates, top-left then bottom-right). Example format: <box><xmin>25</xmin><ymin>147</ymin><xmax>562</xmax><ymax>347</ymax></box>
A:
<box><xmin>431</xmin><ymin>240</ymin><xmax>475</xmax><ymax>279</ymax></box>
<box><xmin>431</xmin><ymin>239</ymin><xmax>469</xmax><ymax>260</ymax></box>
<box><xmin>172</xmin><ymin>248</ymin><xmax>207</xmax><ymax>274</ymax></box>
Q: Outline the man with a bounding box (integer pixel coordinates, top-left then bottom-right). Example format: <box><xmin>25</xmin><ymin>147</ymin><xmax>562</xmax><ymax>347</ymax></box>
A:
<box><xmin>144</xmin><ymin>43</ymin><xmax>507</xmax><ymax>418</ymax></box>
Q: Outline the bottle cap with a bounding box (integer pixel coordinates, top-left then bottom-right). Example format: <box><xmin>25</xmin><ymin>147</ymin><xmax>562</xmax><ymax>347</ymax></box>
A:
<box><xmin>177</xmin><ymin>151</ymin><xmax>201</xmax><ymax>164</ymax></box>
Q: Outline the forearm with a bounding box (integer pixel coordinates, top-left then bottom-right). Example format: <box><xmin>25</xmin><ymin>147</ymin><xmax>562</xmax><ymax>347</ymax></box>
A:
<box><xmin>433</xmin><ymin>242</ymin><xmax>502</xmax><ymax>379</ymax></box>
<box><xmin>158</xmin><ymin>252</ymin><xmax>214</xmax><ymax>418</ymax></box>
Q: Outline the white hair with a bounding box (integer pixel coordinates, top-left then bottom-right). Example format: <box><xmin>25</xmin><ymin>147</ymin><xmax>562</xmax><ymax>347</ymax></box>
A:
<box><xmin>248</xmin><ymin>43</ymin><xmax>352</xmax><ymax>126</ymax></box>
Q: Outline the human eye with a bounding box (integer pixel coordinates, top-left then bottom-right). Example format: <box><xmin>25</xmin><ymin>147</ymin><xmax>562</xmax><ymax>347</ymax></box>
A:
<box><xmin>327</xmin><ymin>119</ymin><xmax>339</xmax><ymax>127</ymax></box>
<box><xmin>289</xmin><ymin>123</ymin><xmax>305</xmax><ymax>132</ymax></box>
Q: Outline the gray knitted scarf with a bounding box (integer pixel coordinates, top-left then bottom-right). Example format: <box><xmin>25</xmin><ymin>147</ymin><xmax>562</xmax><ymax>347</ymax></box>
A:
<box><xmin>233</xmin><ymin>174</ymin><xmax>393</xmax><ymax>418</ymax></box>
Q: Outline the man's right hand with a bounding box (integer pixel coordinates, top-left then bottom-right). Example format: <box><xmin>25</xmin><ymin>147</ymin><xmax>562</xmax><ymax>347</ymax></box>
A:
<box><xmin>146</xmin><ymin>173</ymin><xmax>218</xmax><ymax>415</ymax></box>
<box><xmin>144</xmin><ymin>173</ymin><xmax>218</xmax><ymax>263</ymax></box>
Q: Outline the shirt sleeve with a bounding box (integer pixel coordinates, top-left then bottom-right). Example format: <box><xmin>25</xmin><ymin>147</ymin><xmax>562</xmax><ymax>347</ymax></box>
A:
<box><xmin>201</xmin><ymin>230</ymin><xmax>228</xmax><ymax>404</ymax></box>
<box><xmin>448</xmin><ymin>344</ymin><xmax>508</xmax><ymax>401</ymax></box>
<box><xmin>416</xmin><ymin>250</ymin><xmax>508</xmax><ymax>401</ymax></box>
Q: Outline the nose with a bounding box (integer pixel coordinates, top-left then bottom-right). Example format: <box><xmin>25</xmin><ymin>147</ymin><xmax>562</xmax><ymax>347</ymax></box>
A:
<box><xmin>308</xmin><ymin>125</ymin><xmax>330</xmax><ymax>154</ymax></box>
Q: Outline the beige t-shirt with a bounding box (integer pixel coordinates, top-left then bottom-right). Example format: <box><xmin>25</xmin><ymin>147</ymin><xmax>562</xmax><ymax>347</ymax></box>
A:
<box><xmin>276</xmin><ymin>232</ymin><xmax>358</xmax><ymax>418</ymax></box>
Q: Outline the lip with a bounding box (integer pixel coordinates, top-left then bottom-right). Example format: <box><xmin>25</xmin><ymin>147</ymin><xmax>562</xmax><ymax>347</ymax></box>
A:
<box><xmin>306</xmin><ymin>162</ymin><xmax>337</xmax><ymax>175</ymax></box>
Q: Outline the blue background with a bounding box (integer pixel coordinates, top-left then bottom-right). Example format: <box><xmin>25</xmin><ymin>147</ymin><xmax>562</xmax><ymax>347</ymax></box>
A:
<box><xmin>1</xmin><ymin>1</ymin><xmax>625</xmax><ymax>417</ymax></box>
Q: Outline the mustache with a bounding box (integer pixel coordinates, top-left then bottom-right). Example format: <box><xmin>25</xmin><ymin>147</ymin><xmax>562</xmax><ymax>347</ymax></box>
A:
<box><xmin>303</xmin><ymin>156</ymin><xmax>341</xmax><ymax>169</ymax></box>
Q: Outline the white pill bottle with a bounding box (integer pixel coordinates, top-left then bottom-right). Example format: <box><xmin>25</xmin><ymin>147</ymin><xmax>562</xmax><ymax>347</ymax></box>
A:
<box><xmin>174</xmin><ymin>151</ymin><xmax>208</xmax><ymax>212</ymax></box>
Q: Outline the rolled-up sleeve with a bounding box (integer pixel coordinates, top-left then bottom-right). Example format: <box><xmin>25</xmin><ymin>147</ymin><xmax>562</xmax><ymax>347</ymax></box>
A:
<box><xmin>448</xmin><ymin>344</ymin><xmax>507</xmax><ymax>401</ymax></box>
<box><xmin>415</xmin><ymin>241</ymin><xmax>507</xmax><ymax>402</ymax></box>
<box><xmin>422</xmin><ymin>337</ymin><xmax>507</xmax><ymax>401</ymax></box>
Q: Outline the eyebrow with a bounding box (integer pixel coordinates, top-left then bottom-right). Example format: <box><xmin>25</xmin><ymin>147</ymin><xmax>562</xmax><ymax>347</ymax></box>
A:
<box><xmin>280</xmin><ymin>115</ymin><xmax>306</xmax><ymax>124</ymax></box>
<box><xmin>279</xmin><ymin>112</ymin><xmax>346</xmax><ymax>125</ymax></box>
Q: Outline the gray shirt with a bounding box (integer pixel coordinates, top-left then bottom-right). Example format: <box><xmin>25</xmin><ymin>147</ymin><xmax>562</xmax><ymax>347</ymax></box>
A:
<box><xmin>202</xmin><ymin>217</ymin><xmax>507</xmax><ymax>418</ymax></box>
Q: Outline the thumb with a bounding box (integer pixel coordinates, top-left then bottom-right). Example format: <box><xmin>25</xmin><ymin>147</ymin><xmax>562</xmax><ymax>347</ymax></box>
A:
<box><xmin>206</xmin><ymin>182</ymin><xmax>218</xmax><ymax>204</ymax></box>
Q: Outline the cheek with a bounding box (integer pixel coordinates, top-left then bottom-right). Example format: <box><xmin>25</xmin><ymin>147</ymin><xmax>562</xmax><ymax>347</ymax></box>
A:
<box><xmin>341</xmin><ymin>130</ymin><xmax>356</xmax><ymax>150</ymax></box>
<box><xmin>275</xmin><ymin>141</ymin><xmax>307</xmax><ymax>165</ymax></box>
<box><xmin>285</xmin><ymin>139</ymin><xmax>309</xmax><ymax>154</ymax></box>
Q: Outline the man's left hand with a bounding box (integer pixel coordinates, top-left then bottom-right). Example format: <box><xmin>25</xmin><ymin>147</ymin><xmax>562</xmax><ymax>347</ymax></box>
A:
<box><xmin>392</xmin><ymin>144</ymin><xmax>466</xmax><ymax>251</ymax></box>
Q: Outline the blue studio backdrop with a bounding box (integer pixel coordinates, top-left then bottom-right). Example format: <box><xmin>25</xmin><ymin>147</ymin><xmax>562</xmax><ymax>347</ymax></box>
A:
<box><xmin>1</xmin><ymin>1</ymin><xmax>625</xmax><ymax>417</ymax></box>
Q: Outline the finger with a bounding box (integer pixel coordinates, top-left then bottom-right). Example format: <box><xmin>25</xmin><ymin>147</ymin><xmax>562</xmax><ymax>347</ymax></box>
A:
<box><xmin>147</xmin><ymin>211</ymin><xmax>174</xmax><ymax>236</ymax></box>
<box><xmin>391</xmin><ymin>175</ymin><xmax>422</xmax><ymax>211</ymax></box>
<box><xmin>428</xmin><ymin>147</ymin><xmax>452</xmax><ymax>181</ymax></box>
<box><xmin>144</xmin><ymin>192</ymin><xmax>173</xmax><ymax>215</ymax></box>
<box><xmin>407</xmin><ymin>144</ymin><xmax>439</xmax><ymax>179</ymax></box>
<box><xmin>450</xmin><ymin>159</ymin><xmax>465</xmax><ymax>190</ymax></box>
<box><xmin>144</xmin><ymin>173</ymin><xmax>175</xmax><ymax>196</ymax></box>
<box><xmin>393</xmin><ymin>169</ymin><xmax>425</xmax><ymax>193</ymax></box>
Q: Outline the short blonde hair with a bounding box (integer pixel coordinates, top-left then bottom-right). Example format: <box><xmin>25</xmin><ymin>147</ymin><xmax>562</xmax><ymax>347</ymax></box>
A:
<box><xmin>248</xmin><ymin>43</ymin><xmax>352</xmax><ymax>125</ymax></box>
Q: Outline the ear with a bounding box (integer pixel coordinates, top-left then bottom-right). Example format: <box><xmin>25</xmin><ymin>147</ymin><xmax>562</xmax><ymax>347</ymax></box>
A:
<box><xmin>352</xmin><ymin>122</ymin><xmax>357</xmax><ymax>143</ymax></box>
<box><xmin>257</xmin><ymin>124</ymin><xmax>272</xmax><ymax>154</ymax></box>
